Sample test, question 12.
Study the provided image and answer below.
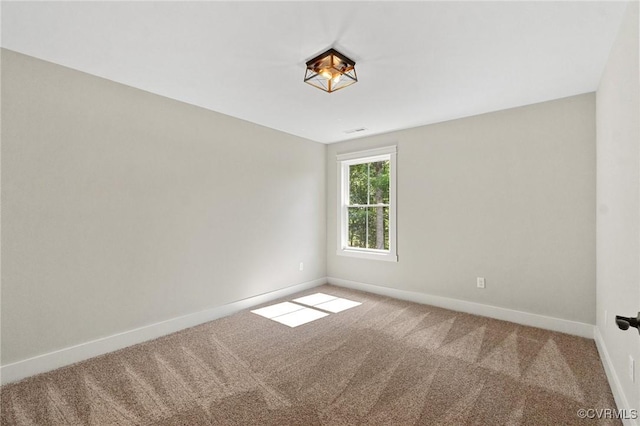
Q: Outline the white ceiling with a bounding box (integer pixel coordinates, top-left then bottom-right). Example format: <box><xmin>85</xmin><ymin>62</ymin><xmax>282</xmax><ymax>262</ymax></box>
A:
<box><xmin>1</xmin><ymin>1</ymin><xmax>628</xmax><ymax>143</ymax></box>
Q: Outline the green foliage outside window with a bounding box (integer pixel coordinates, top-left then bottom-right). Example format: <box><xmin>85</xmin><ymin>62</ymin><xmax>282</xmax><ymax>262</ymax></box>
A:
<box><xmin>348</xmin><ymin>161</ymin><xmax>390</xmax><ymax>250</ymax></box>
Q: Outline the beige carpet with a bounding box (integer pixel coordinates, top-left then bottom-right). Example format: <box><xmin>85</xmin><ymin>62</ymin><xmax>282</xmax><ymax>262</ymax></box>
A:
<box><xmin>1</xmin><ymin>285</ymin><xmax>619</xmax><ymax>425</ymax></box>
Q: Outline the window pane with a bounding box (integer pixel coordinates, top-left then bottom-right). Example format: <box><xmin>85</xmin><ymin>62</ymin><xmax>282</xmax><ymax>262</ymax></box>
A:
<box><xmin>347</xmin><ymin>207</ymin><xmax>367</xmax><ymax>248</ymax></box>
<box><xmin>368</xmin><ymin>160</ymin><xmax>390</xmax><ymax>205</ymax></box>
<box><xmin>384</xmin><ymin>206</ymin><xmax>390</xmax><ymax>250</ymax></box>
<box><xmin>348</xmin><ymin>206</ymin><xmax>389</xmax><ymax>250</ymax></box>
<box><xmin>368</xmin><ymin>206</ymin><xmax>389</xmax><ymax>250</ymax></box>
<box><xmin>349</xmin><ymin>163</ymin><xmax>368</xmax><ymax>205</ymax></box>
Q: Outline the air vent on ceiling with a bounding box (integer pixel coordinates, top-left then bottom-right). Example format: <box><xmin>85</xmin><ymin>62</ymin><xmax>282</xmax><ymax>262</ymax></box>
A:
<box><xmin>343</xmin><ymin>127</ymin><xmax>367</xmax><ymax>134</ymax></box>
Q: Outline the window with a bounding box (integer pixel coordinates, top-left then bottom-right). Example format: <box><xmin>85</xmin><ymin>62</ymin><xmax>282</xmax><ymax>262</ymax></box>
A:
<box><xmin>337</xmin><ymin>146</ymin><xmax>397</xmax><ymax>262</ymax></box>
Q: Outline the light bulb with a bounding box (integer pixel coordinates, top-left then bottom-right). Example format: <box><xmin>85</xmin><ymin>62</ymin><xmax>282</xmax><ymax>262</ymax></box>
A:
<box><xmin>320</xmin><ymin>69</ymin><xmax>332</xmax><ymax>80</ymax></box>
<box><xmin>332</xmin><ymin>74</ymin><xmax>342</xmax><ymax>84</ymax></box>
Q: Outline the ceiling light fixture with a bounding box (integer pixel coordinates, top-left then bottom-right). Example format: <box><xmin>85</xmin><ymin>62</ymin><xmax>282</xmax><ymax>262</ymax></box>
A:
<box><xmin>304</xmin><ymin>48</ymin><xmax>357</xmax><ymax>93</ymax></box>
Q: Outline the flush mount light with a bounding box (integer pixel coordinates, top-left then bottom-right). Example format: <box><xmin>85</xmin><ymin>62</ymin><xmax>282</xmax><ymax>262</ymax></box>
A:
<box><xmin>304</xmin><ymin>48</ymin><xmax>357</xmax><ymax>93</ymax></box>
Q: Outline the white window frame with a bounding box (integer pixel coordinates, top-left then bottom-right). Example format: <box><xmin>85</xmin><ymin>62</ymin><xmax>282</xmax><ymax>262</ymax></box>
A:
<box><xmin>336</xmin><ymin>145</ymin><xmax>398</xmax><ymax>262</ymax></box>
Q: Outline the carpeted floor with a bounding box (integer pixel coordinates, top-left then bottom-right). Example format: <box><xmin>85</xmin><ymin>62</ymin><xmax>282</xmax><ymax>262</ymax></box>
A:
<box><xmin>1</xmin><ymin>284</ymin><xmax>619</xmax><ymax>425</ymax></box>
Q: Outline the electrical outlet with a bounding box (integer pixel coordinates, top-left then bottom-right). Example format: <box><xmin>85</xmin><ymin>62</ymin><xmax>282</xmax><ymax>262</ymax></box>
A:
<box><xmin>299</xmin><ymin>262</ymin><xmax>304</xmax><ymax>271</ymax></box>
<box><xmin>477</xmin><ymin>277</ymin><xmax>485</xmax><ymax>289</ymax></box>
<box><xmin>629</xmin><ymin>356</ymin><xmax>635</xmax><ymax>382</ymax></box>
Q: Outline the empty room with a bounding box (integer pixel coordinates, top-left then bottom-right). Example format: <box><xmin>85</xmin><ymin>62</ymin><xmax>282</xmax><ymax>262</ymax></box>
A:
<box><xmin>1</xmin><ymin>1</ymin><xmax>639</xmax><ymax>425</ymax></box>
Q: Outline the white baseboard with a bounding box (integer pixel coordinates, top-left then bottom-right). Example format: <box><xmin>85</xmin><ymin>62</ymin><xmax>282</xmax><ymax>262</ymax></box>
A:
<box><xmin>0</xmin><ymin>278</ymin><xmax>326</xmax><ymax>385</ymax></box>
<box><xmin>327</xmin><ymin>277</ymin><xmax>594</xmax><ymax>338</ymax></box>
<box><xmin>594</xmin><ymin>327</ymin><xmax>638</xmax><ymax>426</ymax></box>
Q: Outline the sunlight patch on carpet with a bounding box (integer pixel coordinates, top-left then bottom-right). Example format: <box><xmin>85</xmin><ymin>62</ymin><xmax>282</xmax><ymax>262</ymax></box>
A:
<box><xmin>292</xmin><ymin>293</ymin><xmax>338</xmax><ymax>306</ymax></box>
<box><xmin>314</xmin><ymin>298</ymin><xmax>361</xmax><ymax>313</ymax></box>
<box><xmin>251</xmin><ymin>301</ymin><xmax>329</xmax><ymax>327</ymax></box>
<box><xmin>251</xmin><ymin>302</ymin><xmax>304</xmax><ymax>319</ymax></box>
<box><xmin>269</xmin><ymin>307</ymin><xmax>329</xmax><ymax>327</ymax></box>
<box><xmin>294</xmin><ymin>293</ymin><xmax>362</xmax><ymax>313</ymax></box>
<box><xmin>252</xmin><ymin>293</ymin><xmax>361</xmax><ymax>328</ymax></box>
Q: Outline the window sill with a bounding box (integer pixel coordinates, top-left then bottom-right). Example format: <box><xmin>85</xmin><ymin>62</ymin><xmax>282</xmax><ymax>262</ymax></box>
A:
<box><xmin>336</xmin><ymin>249</ymin><xmax>398</xmax><ymax>262</ymax></box>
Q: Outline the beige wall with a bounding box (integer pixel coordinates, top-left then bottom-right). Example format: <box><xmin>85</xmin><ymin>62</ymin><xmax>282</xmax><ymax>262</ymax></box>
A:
<box><xmin>596</xmin><ymin>1</ymin><xmax>640</xmax><ymax>411</ymax></box>
<box><xmin>1</xmin><ymin>50</ymin><xmax>326</xmax><ymax>364</ymax></box>
<box><xmin>328</xmin><ymin>94</ymin><xmax>596</xmax><ymax>324</ymax></box>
